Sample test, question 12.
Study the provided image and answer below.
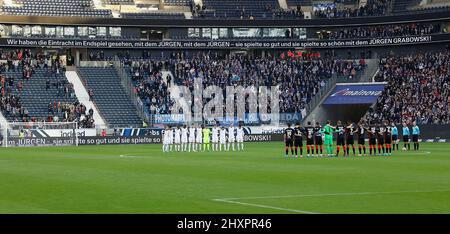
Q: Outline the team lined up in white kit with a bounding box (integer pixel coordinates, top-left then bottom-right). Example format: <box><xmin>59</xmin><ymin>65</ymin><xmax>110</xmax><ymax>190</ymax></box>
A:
<box><xmin>162</xmin><ymin>124</ymin><xmax>246</xmax><ymax>153</ymax></box>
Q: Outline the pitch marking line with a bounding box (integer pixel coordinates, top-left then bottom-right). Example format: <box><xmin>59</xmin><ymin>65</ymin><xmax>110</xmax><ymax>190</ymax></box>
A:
<box><xmin>212</xmin><ymin>198</ymin><xmax>318</xmax><ymax>214</ymax></box>
<box><xmin>213</xmin><ymin>190</ymin><xmax>450</xmax><ymax>214</ymax></box>
<box><xmin>407</xmin><ymin>151</ymin><xmax>431</xmax><ymax>155</ymax></box>
<box><xmin>119</xmin><ymin>154</ymin><xmax>139</xmax><ymax>158</ymax></box>
<box><xmin>217</xmin><ymin>189</ymin><xmax>450</xmax><ymax>201</ymax></box>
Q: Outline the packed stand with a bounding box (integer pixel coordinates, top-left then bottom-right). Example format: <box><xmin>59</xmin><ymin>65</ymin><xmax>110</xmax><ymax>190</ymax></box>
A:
<box><xmin>127</xmin><ymin>60</ymin><xmax>173</xmax><ymax>115</ymax></box>
<box><xmin>314</xmin><ymin>0</ymin><xmax>390</xmax><ymax>18</ymax></box>
<box><xmin>169</xmin><ymin>52</ymin><xmax>366</xmax><ymax>114</ymax></box>
<box><xmin>363</xmin><ymin>51</ymin><xmax>450</xmax><ymax>125</ymax></box>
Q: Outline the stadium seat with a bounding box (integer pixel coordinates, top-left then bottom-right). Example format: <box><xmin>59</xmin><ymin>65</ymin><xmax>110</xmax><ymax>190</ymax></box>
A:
<box><xmin>2</xmin><ymin>0</ymin><xmax>113</xmax><ymax>18</ymax></box>
<box><xmin>77</xmin><ymin>67</ymin><xmax>143</xmax><ymax>127</ymax></box>
<box><xmin>1</xmin><ymin>68</ymin><xmax>78</xmax><ymax>122</ymax></box>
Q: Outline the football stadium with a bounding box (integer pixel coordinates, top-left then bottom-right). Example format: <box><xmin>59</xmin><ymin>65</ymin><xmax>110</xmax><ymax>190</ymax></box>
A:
<box><xmin>0</xmin><ymin>0</ymin><xmax>449</xmax><ymax>221</ymax></box>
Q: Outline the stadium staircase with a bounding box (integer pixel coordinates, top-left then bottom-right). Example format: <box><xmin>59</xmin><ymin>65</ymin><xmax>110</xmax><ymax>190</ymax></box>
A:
<box><xmin>65</xmin><ymin>69</ymin><xmax>107</xmax><ymax>127</ymax></box>
<box><xmin>2</xmin><ymin>68</ymin><xmax>79</xmax><ymax>122</ymax></box>
<box><xmin>278</xmin><ymin>0</ymin><xmax>288</xmax><ymax>10</ymax></box>
<box><xmin>184</xmin><ymin>11</ymin><xmax>193</xmax><ymax>18</ymax></box>
<box><xmin>164</xmin><ymin>71</ymin><xmax>184</xmax><ymax>113</ymax></box>
<box><xmin>162</xmin><ymin>71</ymin><xmax>175</xmax><ymax>89</ymax></box>
<box><xmin>194</xmin><ymin>0</ymin><xmax>203</xmax><ymax>7</ymax></box>
<box><xmin>77</xmin><ymin>67</ymin><xmax>143</xmax><ymax>128</ymax></box>
<box><xmin>0</xmin><ymin>111</ymin><xmax>7</xmax><ymax>128</ymax></box>
<box><xmin>363</xmin><ymin>59</ymin><xmax>380</xmax><ymax>82</ymax></box>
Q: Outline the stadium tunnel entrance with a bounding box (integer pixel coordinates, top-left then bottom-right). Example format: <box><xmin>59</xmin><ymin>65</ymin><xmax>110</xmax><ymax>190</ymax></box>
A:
<box><xmin>305</xmin><ymin>83</ymin><xmax>386</xmax><ymax>125</ymax></box>
<box><xmin>319</xmin><ymin>104</ymin><xmax>372</xmax><ymax>124</ymax></box>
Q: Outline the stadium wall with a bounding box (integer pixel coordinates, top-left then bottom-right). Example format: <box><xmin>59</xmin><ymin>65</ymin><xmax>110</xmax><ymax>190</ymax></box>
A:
<box><xmin>1</xmin><ymin>35</ymin><xmax>448</xmax><ymax>49</ymax></box>
<box><xmin>1</xmin><ymin>126</ymin><xmax>448</xmax><ymax>147</ymax></box>
<box><xmin>0</xmin><ymin>11</ymin><xmax>448</xmax><ymax>27</ymax></box>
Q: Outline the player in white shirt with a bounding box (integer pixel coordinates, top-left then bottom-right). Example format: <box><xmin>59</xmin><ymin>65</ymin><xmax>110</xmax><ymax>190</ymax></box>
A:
<box><xmin>174</xmin><ymin>126</ymin><xmax>181</xmax><ymax>152</ymax></box>
<box><xmin>211</xmin><ymin>124</ymin><xmax>220</xmax><ymax>151</ymax></box>
<box><xmin>227</xmin><ymin>125</ymin><xmax>236</xmax><ymax>151</ymax></box>
<box><xmin>236</xmin><ymin>124</ymin><xmax>245</xmax><ymax>151</ymax></box>
<box><xmin>188</xmin><ymin>125</ymin><xmax>196</xmax><ymax>152</ymax></box>
<box><xmin>162</xmin><ymin>125</ymin><xmax>169</xmax><ymax>152</ymax></box>
<box><xmin>196</xmin><ymin>125</ymin><xmax>203</xmax><ymax>151</ymax></box>
<box><xmin>167</xmin><ymin>126</ymin><xmax>174</xmax><ymax>152</ymax></box>
<box><xmin>219</xmin><ymin>126</ymin><xmax>227</xmax><ymax>151</ymax></box>
<box><xmin>181</xmin><ymin>125</ymin><xmax>188</xmax><ymax>152</ymax></box>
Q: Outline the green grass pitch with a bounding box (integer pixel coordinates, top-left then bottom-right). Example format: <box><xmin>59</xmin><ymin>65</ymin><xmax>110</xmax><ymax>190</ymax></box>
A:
<box><xmin>0</xmin><ymin>142</ymin><xmax>449</xmax><ymax>214</ymax></box>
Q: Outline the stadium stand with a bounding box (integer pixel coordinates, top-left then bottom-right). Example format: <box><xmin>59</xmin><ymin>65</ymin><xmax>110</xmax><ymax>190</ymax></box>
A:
<box><xmin>314</xmin><ymin>0</ymin><xmax>389</xmax><ymax>18</ymax></box>
<box><xmin>2</xmin><ymin>0</ymin><xmax>448</xmax><ymax>19</ymax></box>
<box><xmin>2</xmin><ymin>0</ymin><xmax>112</xmax><ymax>17</ymax></box>
<box><xmin>167</xmin><ymin>53</ymin><xmax>366</xmax><ymax>114</ymax></box>
<box><xmin>320</xmin><ymin>22</ymin><xmax>441</xmax><ymax>39</ymax></box>
<box><xmin>199</xmin><ymin>0</ymin><xmax>280</xmax><ymax>19</ymax></box>
<box><xmin>101</xmin><ymin>52</ymin><xmax>368</xmax><ymax>118</ymax></box>
<box><xmin>126</xmin><ymin>61</ymin><xmax>172</xmax><ymax>115</ymax></box>
<box><xmin>363</xmin><ymin>51</ymin><xmax>450</xmax><ymax>125</ymax></box>
<box><xmin>0</xmin><ymin>50</ymin><xmax>95</xmax><ymax>128</ymax></box>
<box><xmin>77</xmin><ymin>67</ymin><xmax>143</xmax><ymax>127</ymax></box>
<box><xmin>391</xmin><ymin>0</ymin><xmax>450</xmax><ymax>14</ymax></box>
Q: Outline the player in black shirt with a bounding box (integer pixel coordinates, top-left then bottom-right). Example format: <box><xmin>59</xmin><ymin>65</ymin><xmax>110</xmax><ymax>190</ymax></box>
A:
<box><xmin>345</xmin><ymin>121</ymin><xmax>357</xmax><ymax>156</ymax></box>
<box><xmin>335</xmin><ymin>120</ymin><xmax>346</xmax><ymax>157</ymax></box>
<box><xmin>377</xmin><ymin>124</ymin><xmax>386</xmax><ymax>155</ymax></box>
<box><xmin>357</xmin><ymin>122</ymin><xmax>367</xmax><ymax>156</ymax></box>
<box><xmin>294</xmin><ymin>122</ymin><xmax>304</xmax><ymax>158</ymax></box>
<box><xmin>368</xmin><ymin>125</ymin><xmax>377</xmax><ymax>156</ymax></box>
<box><xmin>384</xmin><ymin>120</ymin><xmax>392</xmax><ymax>156</ymax></box>
<box><xmin>284</xmin><ymin>123</ymin><xmax>295</xmax><ymax>158</ymax></box>
<box><xmin>314</xmin><ymin>122</ymin><xmax>324</xmax><ymax>157</ymax></box>
<box><xmin>303</xmin><ymin>121</ymin><xmax>316</xmax><ymax>157</ymax></box>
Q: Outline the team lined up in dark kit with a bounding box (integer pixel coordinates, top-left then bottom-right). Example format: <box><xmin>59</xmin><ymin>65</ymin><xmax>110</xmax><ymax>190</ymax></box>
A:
<box><xmin>283</xmin><ymin>120</ymin><xmax>421</xmax><ymax>158</ymax></box>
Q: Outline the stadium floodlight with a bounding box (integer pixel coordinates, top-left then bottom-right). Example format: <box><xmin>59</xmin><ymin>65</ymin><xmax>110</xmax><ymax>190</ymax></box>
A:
<box><xmin>2</xmin><ymin>122</ymin><xmax>79</xmax><ymax>148</ymax></box>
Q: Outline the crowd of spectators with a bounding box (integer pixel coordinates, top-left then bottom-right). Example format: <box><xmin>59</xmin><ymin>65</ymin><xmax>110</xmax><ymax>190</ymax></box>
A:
<box><xmin>0</xmin><ymin>49</ymin><xmax>95</xmax><ymax>128</ymax></box>
<box><xmin>192</xmin><ymin>3</ymin><xmax>304</xmax><ymax>19</ymax></box>
<box><xmin>363</xmin><ymin>51</ymin><xmax>450</xmax><ymax>125</ymax></box>
<box><xmin>128</xmin><ymin>60</ymin><xmax>173</xmax><ymax>115</ymax></box>
<box><xmin>89</xmin><ymin>50</ymin><xmax>105</xmax><ymax>61</ymax></box>
<box><xmin>4</xmin><ymin>100</ymin><xmax>95</xmax><ymax>129</ymax></box>
<box><xmin>320</xmin><ymin>23</ymin><xmax>440</xmax><ymax>40</ymax></box>
<box><xmin>0</xmin><ymin>92</ymin><xmax>25</xmax><ymax>121</ymax></box>
<box><xmin>265</xmin><ymin>5</ymin><xmax>304</xmax><ymax>19</ymax></box>
<box><xmin>53</xmin><ymin>102</ymin><xmax>95</xmax><ymax>128</ymax></box>
<box><xmin>119</xmin><ymin>52</ymin><xmax>366</xmax><ymax>118</ymax></box>
<box><xmin>314</xmin><ymin>0</ymin><xmax>390</xmax><ymax>18</ymax></box>
<box><xmin>168</xmin><ymin>53</ymin><xmax>365</xmax><ymax>114</ymax></box>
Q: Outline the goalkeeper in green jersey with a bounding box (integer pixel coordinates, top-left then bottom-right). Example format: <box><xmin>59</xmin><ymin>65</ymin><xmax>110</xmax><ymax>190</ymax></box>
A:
<box><xmin>323</xmin><ymin>120</ymin><xmax>335</xmax><ymax>157</ymax></box>
<box><xmin>202</xmin><ymin>125</ymin><xmax>211</xmax><ymax>152</ymax></box>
